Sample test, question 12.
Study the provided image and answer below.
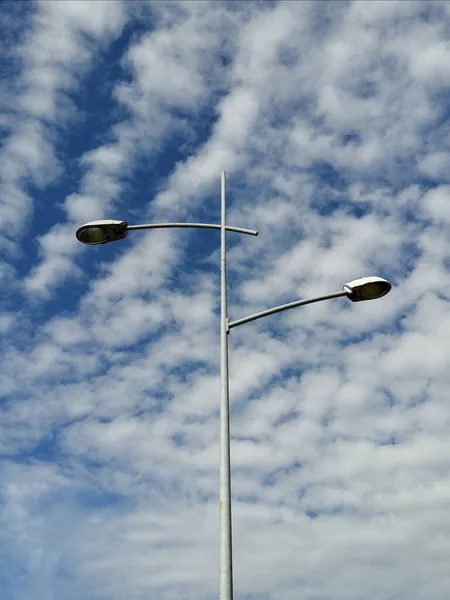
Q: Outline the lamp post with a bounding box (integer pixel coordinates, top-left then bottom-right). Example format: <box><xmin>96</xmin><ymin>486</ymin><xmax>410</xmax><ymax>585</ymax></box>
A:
<box><xmin>76</xmin><ymin>171</ymin><xmax>391</xmax><ymax>600</ymax></box>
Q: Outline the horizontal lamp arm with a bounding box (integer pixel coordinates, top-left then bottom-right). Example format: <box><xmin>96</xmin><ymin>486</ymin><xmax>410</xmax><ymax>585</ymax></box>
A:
<box><xmin>227</xmin><ymin>290</ymin><xmax>348</xmax><ymax>330</ymax></box>
<box><xmin>127</xmin><ymin>223</ymin><xmax>258</xmax><ymax>236</ymax></box>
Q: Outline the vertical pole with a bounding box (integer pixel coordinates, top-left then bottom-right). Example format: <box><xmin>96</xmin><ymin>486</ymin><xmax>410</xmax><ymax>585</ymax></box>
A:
<box><xmin>219</xmin><ymin>170</ymin><xmax>233</xmax><ymax>600</ymax></box>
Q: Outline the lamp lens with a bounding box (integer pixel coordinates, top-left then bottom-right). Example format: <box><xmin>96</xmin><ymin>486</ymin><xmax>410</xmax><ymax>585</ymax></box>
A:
<box><xmin>360</xmin><ymin>281</ymin><xmax>389</xmax><ymax>300</ymax></box>
<box><xmin>78</xmin><ymin>226</ymin><xmax>108</xmax><ymax>244</ymax></box>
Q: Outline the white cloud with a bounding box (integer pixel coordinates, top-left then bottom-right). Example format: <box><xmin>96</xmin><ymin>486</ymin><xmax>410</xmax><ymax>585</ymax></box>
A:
<box><xmin>419</xmin><ymin>152</ymin><xmax>450</xmax><ymax>181</ymax></box>
<box><xmin>422</xmin><ymin>185</ymin><xmax>450</xmax><ymax>224</ymax></box>
<box><xmin>0</xmin><ymin>0</ymin><xmax>126</xmax><ymax>289</ymax></box>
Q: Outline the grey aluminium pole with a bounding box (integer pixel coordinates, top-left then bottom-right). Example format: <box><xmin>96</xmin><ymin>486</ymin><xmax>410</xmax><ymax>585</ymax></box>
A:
<box><xmin>219</xmin><ymin>170</ymin><xmax>233</xmax><ymax>600</ymax></box>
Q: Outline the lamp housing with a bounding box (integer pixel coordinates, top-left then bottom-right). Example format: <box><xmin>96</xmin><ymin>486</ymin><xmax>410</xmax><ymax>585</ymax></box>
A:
<box><xmin>76</xmin><ymin>220</ymin><xmax>128</xmax><ymax>245</ymax></box>
<box><xmin>344</xmin><ymin>276</ymin><xmax>391</xmax><ymax>302</ymax></box>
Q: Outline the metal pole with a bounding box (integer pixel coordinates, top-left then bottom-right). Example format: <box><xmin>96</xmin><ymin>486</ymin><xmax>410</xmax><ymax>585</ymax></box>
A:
<box><xmin>219</xmin><ymin>171</ymin><xmax>233</xmax><ymax>600</ymax></box>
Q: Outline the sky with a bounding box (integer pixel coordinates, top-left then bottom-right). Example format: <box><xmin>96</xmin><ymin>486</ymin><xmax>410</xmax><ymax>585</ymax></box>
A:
<box><xmin>1</xmin><ymin>1</ymin><xmax>450</xmax><ymax>599</ymax></box>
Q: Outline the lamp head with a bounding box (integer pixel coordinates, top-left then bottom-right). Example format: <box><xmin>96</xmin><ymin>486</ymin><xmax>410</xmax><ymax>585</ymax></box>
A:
<box><xmin>344</xmin><ymin>276</ymin><xmax>391</xmax><ymax>302</ymax></box>
<box><xmin>76</xmin><ymin>220</ymin><xmax>128</xmax><ymax>245</ymax></box>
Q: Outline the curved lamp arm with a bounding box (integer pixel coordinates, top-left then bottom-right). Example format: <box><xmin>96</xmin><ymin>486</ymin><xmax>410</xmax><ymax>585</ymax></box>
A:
<box><xmin>128</xmin><ymin>223</ymin><xmax>258</xmax><ymax>236</ymax></box>
<box><xmin>227</xmin><ymin>290</ymin><xmax>347</xmax><ymax>330</ymax></box>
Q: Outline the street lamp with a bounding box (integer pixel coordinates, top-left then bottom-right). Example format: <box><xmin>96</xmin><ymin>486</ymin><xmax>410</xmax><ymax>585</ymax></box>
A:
<box><xmin>76</xmin><ymin>219</ymin><xmax>128</xmax><ymax>244</ymax></box>
<box><xmin>76</xmin><ymin>172</ymin><xmax>391</xmax><ymax>600</ymax></box>
<box><xmin>344</xmin><ymin>276</ymin><xmax>391</xmax><ymax>302</ymax></box>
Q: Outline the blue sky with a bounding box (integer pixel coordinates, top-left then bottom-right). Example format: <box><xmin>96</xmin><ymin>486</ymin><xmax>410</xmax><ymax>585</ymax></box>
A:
<box><xmin>1</xmin><ymin>1</ymin><xmax>450</xmax><ymax>599</ymax></box>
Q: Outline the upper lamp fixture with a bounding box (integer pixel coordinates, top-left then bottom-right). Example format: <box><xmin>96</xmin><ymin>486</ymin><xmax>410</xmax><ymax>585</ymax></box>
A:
<box><xmin>76</xmin><ymin>220</ymin><xmax>128</xmax><ymax>245</ymax></box>
<box><xmin>344</xmin><ymin>276</ymin><xmax>391</xmax><ymax>302</ymax></box>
